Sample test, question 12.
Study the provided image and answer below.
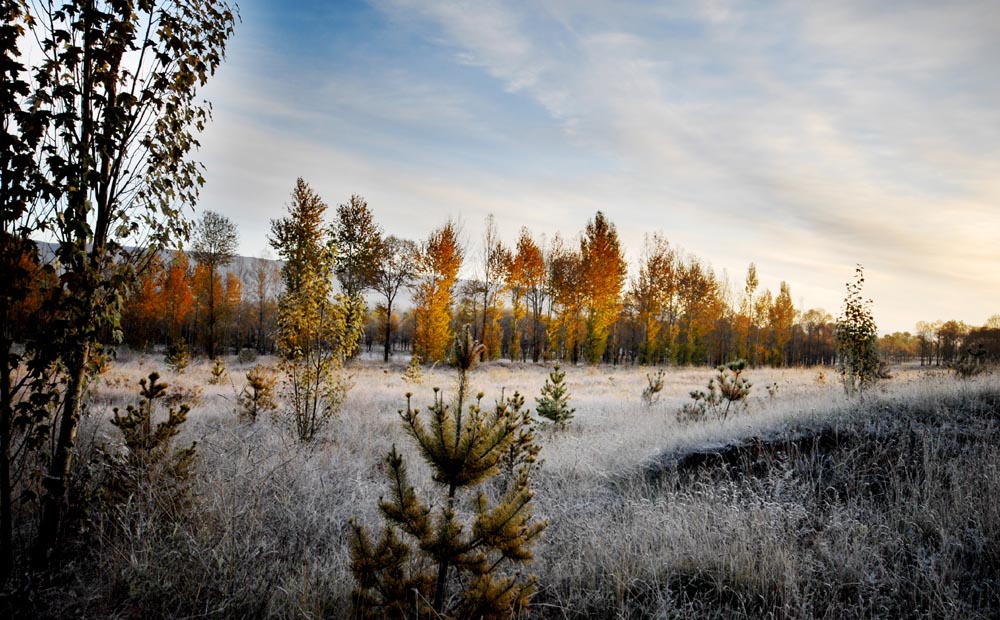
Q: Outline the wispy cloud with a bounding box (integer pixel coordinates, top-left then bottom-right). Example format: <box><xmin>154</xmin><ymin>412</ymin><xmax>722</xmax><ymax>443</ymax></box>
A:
<box><xmin>195</xmin><ymin>0</ymin><xmax>1000</xmax><ymax>331</ymax></box>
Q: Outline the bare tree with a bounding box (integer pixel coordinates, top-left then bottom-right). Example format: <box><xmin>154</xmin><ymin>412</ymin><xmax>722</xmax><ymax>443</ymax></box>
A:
<box><xmin>479</xmin><ymin>214</ymin><xmax>510</xmax><ymax>359</ymax></box>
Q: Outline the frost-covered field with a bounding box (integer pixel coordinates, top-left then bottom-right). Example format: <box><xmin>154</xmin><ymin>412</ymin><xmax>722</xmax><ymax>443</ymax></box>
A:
<box><xmin>59</xmin><ymin>357</ymin><xmax>1000</xmax><ymax>618</ymax></box>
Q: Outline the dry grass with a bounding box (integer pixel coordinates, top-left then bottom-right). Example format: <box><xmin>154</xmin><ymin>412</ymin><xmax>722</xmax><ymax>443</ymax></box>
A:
<box><xmin>16</xmin><ymin>357</ymin><xmax>1000</xmax><ymax>618</ymax></box>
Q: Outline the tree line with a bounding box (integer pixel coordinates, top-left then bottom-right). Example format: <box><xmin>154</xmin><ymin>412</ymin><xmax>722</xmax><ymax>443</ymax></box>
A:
<box><xmin>33</xmin><ymin>184</ymin><xmax>972</xmax><ymax>370</ymax></box>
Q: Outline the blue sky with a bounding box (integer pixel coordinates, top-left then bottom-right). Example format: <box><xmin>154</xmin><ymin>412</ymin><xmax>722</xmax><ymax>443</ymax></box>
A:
<box><xmin>195</xmin><ymin>0</ymin><xmax>1000</xmax><ymax>333</ymax></box>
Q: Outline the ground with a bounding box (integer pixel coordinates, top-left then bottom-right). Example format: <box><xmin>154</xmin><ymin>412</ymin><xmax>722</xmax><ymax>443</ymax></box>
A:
<box><xmin>33</xmin><ymin>355</ymin><xmax>1000</xmax><ymax>618</ymax></box>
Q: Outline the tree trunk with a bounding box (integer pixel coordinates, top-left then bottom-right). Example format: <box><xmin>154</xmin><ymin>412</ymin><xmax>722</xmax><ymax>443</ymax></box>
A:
<box><xmin>33</xmin><ymin>344</ymin><xmax>89</xmax><ymax>570</ymax></box>
<box><xmin>0</xmin><ymin>339</ymin><xmax>13</xmax><ymax>586</ymax></box>
<box><xmin>383</xmin><ymin>298</ymin><xmax>393</xmax><ymax>363</ymax></box>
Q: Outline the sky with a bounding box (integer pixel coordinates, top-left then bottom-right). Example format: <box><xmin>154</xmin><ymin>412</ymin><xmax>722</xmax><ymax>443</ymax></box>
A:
<box><xmin>194</xmin><ymin>0</ymin><xmax>1000</xmax><ymax>334</ymax></box>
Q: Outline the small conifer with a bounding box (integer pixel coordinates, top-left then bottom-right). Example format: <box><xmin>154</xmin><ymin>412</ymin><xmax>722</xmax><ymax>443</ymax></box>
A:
<box><xmin>678</xmin><ymin>360</ymin><xmax>752</xmax><ymax>422</ymax></box>
<box><xmin>350</xmin><ymin>326</ymin><xmax>545</xmax><ymax>619</ymax></box>
<box><xmin>209</xmin><ymin>357</ymin><xmax>227</xmax><ymax>384</ymax></box>
<box><xmin>536</xmin><ymin>364</ymin><xmax>575</xmax><ymax>428</ymax></box>
<box><xmin>238</xmin><ymin>364</ymin><xmax>278</xmax><ymax>423</ymax></box>
<box><xmin>164</xmin><ymin>338</ymin><xmax>190</xmax><ymax>374</ymax></box>
<box><xmin>402</xmin><ymin>353</ymin><xmax>423</xmax><ymax>384</ymax></box>
<box><xmin>104</xmin><ymin>373</ymin><xmax>197</xmax><ymax>511</ymax></box>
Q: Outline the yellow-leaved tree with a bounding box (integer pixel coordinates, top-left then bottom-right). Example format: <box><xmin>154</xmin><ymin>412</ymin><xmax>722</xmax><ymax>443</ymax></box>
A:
<box><xmin>268</xmin><ymin>178</ymin><xmax>364</xmax><ymax>441</ymax></box>
<box><xmin>580</xmin><ymin>211</ymin><xmax>627</xmax><ymax>364</ymax></box>
<box><xmin>412</xmin><ymin>220</ymin><xmax>463</xmax><ymax>363</ymax></box>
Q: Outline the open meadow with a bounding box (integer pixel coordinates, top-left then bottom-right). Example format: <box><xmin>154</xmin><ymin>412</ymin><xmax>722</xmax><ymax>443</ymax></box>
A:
<box><xmin>21</xmin><ymin>355</ymin><xmax>999</xmax><ymax>619</ymax></box>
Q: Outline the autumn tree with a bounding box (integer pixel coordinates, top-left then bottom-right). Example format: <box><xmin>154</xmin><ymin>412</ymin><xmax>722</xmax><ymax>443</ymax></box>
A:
<box><xmin>122</xmin><ymin>255</ymin><xmax>166</xmax><ymax>349</ymax></box>
<box><xmin>477</xmin><ymin>214</ymin><xmax>511</xmax><ymax>359</ymax></box>
<box><xmin>508</xmin><ymin>227</ymin><xmax>546</xmax><ymax>362</ymax></box>
<box><xmin>247</xmin><ymin>252</ymin><xmax>279</xmax><ymax>354</ymax></box>
<box><xmin>412</xmin><ymin>220</ymin><xmax>463</xmax><ymax>363</ymax></box>
<box><xmin>371</xmin><ymin>236</ymin><xmax>418</xmax><ymax>362</ymax></box>
<box><xmin>546</xmin><ymin>234</ymin><xmax>585</xmax><ymax>363</ymax></box>
<box><xmin>674</xmin><ymin>257</ymin><xmax>723</xmax><ymax>365</ymax></box>
<box><xmin>627</xmin><ymin>233</ymin><xmax>676</xmax><ymax>365</ymax></box>
<box><xmin>191</xmin><ymin>211</ymin><xmax>239</xmax><ymax>358</ymax></box>
<box><xmin>269</xmin><ymin>178</ymin><xmax>364</xmax><ymax>441</ymax></box>
<box><xmin>736</xmin><ymin>263</ymin><xmax>759</xmax><ymax>363</ymax></box>
<box><xmin>161</xmin><ymin>251</ymin><xmax>195</xmax><ymax>341</ymax></box>
<box><xmin>579</xmin><ymin>212</ymin><xmax>627</xmax><ymax>364</ymax></box>
<box><xmin>334</xmin><ymin>194</ymin><xmax>384</xmax><ymax>300</ymax></box>
<box><xmin>0</xmin><ymin>0</ymin><xmax>237</xmax><ymax>572</ymax></box>
<box><xmin>767</xmin><ymin>282</ymin><xmax>795</xmax><ymax>366</ymax></box>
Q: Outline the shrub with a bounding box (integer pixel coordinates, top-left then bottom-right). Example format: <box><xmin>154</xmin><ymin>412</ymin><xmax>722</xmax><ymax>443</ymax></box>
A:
<box><xmin>950</xmin><ymin>344</ymin><xmax>989</xmax><ymax>379</ymax></box>
<box><xmin>402</xmin><ymin>354</ymin><xmax>423</xmax><ymax>384</ymax></box>
<box><xmin>237</xmin><ymin>347</ymin><xmax>257</xmax><ymax>364</ymax></box>
<box><xmin>641</xmin><ymin>368</ymin><xmax>666</xmax><ymax>406</ymax></box>
<box><xmin>536</xmin><ymin>364</ymin><xmax>575</xmax><ymax>428</ymax></box>
<box><xmin>164</xmin><ymin>338</ymin><xmax>190</xmax><ymax>374</ymax></box>
<box><xmin>208</xmin><ymin>357</ymin><xmax>227</xmax><ymax>385</ymax></box>
<box><xmin>349</xmin><ymin>327</ymin><xmax>545</xmax><ymax>619</ymax></box>
<box><xmin>678</xmin><ymin>360</ymin><xmax>752</xmax><ymax>422</ymax></box>
<box><xmin>238</xmin><ymin>364</ymin><xmax>278</xmax><ymax>423</ymax></box>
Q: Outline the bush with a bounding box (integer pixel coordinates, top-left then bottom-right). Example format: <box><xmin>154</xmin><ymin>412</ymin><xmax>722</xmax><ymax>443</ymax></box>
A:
<box><xmin>536</xmin><ymin>364</ymin><xmax>575</xmax><ymax>428</ymax></box>
<box><xmin>103</xmin><ymin>372</ymin><xmax>197</xmax><ymax>515</ymax></box>
<box><xmin>950</xmin><ymin>344</ymin><xmax>990</xmax><ymax>379</ymax></box>
<box><xmin>641</xmin><ymin>368</ymin><xmax>666</xmax><ymax>406</ymax></box>
<box><xmin>402</xmin><ymin>354</ymin><xmax>423</xmax><ymax>384</ymax></box>
<box><xmin>238</xmin><ymin>364</ymin><xmax>278</xmax><ymax>423</ymax></box>
<box><xmin>678</xmin><ymin>360</ymin><xmax>752</xmax><ymax>422</ymax></box>
<box><xmin>237</xmin><ymin>347</ymin><xmax>257</xmax><ymax>364</ymax></box>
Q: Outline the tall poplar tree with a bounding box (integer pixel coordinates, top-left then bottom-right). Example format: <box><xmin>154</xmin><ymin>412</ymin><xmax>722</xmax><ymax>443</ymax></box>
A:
<box><xmin>412</xmin><ymin>220</ymin><xmax>463</xmax><ymax>363</ymax></box>
<box><xmin>1</xmin><ymin>0</ymin><xmax>238</xmax><ymax>571</ymax></box>
<box><xmin>508</xmin><ymin>227</ymin><xmax>545</xmax><ymax>362</ymax></box>
<box><xmin>191</xmin><ymin>211</ymin><xmax>238</xmax><ymax>358</ymax></box>
<box><xmin>579</xmin><ymin>212</ymin><xmax>627</xmax><ymax>364</ymax></box>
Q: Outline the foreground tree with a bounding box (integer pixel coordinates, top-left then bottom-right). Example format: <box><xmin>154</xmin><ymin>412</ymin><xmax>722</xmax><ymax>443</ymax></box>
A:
<box><xmin>371</xmin><ymin>236</ymin><xmax>418</xmax><ymax>362</ymax></box>
<box><xmin>191</xmin><ymin>211</ymin><xmax>238</xmax><ymax>358</ymax></box>
<box><xmin>269</xmin><ymin>179</ymin><xmax>364</xmax><ymax>441</ymax></box>
<box><xmin>0</xmin><ymin>0</ymin><xmax>236</xmax><ymax>573</ymax></box>
<box><xmin>350</xmin><ymin>326</ymin><xmax>545</xmax><ymax>618</ymax></box>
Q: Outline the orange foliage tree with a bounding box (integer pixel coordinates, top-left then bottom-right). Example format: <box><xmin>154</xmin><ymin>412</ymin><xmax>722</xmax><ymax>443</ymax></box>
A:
<box><xmin>508</xmin><ymin>227</ymin><xmax>545</xmax><ymax>362</ymax></box>
<box><xmin>412</xmin><ymin>220</ymin><xmax>463</xmax><ymax>363</ymax></box>
<box><xmin>161</xmin><ymin>251</ymin><xmax>195</xmax><ymax>341</ymax></box>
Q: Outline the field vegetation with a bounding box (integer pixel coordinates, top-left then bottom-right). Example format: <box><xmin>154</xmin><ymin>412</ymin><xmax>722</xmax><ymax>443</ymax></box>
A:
<box><xmin>6</xmin><ymin>355</ymin><xmax>998</xmax><ymax>619</ymax></box>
